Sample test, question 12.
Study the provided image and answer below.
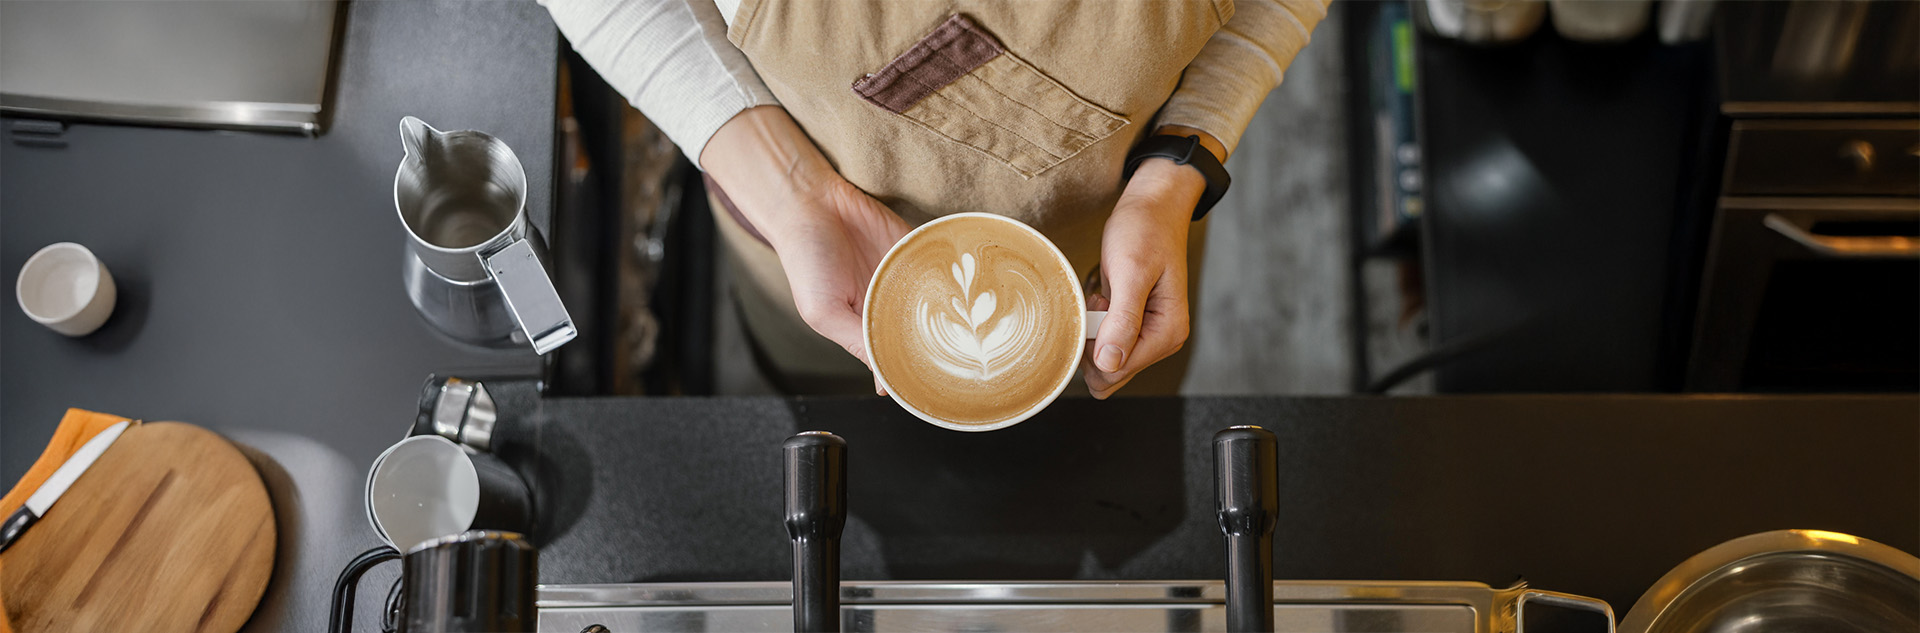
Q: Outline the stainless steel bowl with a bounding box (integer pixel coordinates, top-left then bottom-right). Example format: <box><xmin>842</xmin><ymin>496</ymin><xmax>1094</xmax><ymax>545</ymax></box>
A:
<box><xmin>1622</xmin><ymin>530</ymin><xmax>1920</xmax><ymax>633</ymax></box>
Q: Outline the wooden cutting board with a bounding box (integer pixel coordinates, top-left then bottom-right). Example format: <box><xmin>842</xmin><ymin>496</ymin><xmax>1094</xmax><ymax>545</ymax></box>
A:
<box><xmin>0</xmin><ymin>422</ymin><xmax>275</xmax><ymax>633</ymax></box>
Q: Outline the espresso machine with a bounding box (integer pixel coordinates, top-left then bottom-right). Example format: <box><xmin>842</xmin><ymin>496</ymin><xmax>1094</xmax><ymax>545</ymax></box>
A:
<box><xmin>535</xmin><ymin>427</ymin><xmax>1612</xmax><ymax>633</ymax></box>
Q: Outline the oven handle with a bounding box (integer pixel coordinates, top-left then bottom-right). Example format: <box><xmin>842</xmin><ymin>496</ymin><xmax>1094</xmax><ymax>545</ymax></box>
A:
<box><xmin>1764</xmin><ymin>213</ymin><xmax>1920</xmax><ymax>259</ymax></box>
<box><xmin>1516</xmin><ymin>589</ymin><xmax>1617</xmax><ymax>633</ymax></box>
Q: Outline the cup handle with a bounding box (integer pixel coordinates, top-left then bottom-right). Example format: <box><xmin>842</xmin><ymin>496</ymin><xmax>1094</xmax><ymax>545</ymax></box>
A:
<box><xmin>1085</xmin><ymin>311</ymin><xmax>1107</xmax><ymax>339</ymax></box>
<box><xmin>479</xmin><ymin>239</ymin><xmax>577</xmax><ymax>354</ymax></box>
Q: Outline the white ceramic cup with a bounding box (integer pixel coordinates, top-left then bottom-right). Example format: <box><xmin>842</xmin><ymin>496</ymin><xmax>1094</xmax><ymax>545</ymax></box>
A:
<box><xmin>366</xmin><ymin>436</ymin><xmax>479</xmax><ymax>552</ymax></box>
<box><xmin>15</xmin><ymin>242</ymin><xmax>116</xmax><ymax>337</ymax></box>
<box><xmin>863</xmin><ymin>213</ymin><xmax>1106</xmax><ymax>432</ymax></box>
<box><xmin>365</xmin><ymin>434</ymin><xmax>532</xmax><ymax>552</ymax></box>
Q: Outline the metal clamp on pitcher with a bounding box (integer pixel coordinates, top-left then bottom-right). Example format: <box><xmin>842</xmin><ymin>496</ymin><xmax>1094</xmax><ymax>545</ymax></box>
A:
<box><xmin>395</xmin><ymin>116</ymin><xmax>575</xmax><ymax>354</ymax></box>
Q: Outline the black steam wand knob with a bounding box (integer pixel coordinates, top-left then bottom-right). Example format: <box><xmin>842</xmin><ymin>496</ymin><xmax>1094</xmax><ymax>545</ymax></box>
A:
<box><xmin>1215</xmin><ymin>425</ymin><xmax>1279</xmax><ymax>633</ymax></box>
<box><xmin>784</xmin><ymin>431</ymin><xmax>847</xmax><ymax>633</ymax></box>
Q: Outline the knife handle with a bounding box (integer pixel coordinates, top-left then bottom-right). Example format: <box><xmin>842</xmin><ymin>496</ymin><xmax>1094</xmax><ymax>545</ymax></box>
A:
<box><xmin>0</xmin><ymin>506</ymin><xmax>37</xmax><ymax>554</ymax></box>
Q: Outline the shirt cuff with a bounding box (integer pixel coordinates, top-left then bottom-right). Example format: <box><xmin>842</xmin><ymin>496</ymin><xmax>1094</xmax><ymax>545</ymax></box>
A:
<box><xmin>668</xmin><ymin>86</ymin><xmax>779</xmax><ymax>168</ymax></box>
<box><xmin>1149</xmin><ymin>110</ymin><xmax>1243</xmax><ymax>160</ymax></box>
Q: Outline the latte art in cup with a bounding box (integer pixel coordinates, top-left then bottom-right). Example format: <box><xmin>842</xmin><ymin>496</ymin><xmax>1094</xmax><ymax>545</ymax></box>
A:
<box><xmin>918</xmin><ymin>251</ymin><xmax>1043</xmax><ymax>382</ymax></box>
<box><xmin>866</xmin><ymin>214</ymin><xmax>1084</xmax><ymax>429</ymax></box>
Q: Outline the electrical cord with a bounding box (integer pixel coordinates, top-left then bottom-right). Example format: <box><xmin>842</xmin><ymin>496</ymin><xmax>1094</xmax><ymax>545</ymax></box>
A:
<box><xmin>328</xmin><ymin>545</ymin><xmax>401</xmax><ymax>633</ymax></box>
<box><xmin>1364</xmin><ymin>326</ymin><xmax>1512</xmax><ymax>394</ymax></box>
<box><xmin>382</xmin><ymin>573</ymin><xmax>406</xmax><ymax>633</ymax></box>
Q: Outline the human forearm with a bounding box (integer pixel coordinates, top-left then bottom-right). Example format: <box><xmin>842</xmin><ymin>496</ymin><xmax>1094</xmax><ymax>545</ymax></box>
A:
<box><xmin>698</xmin><ymin>106</ymin><xmax>849</xmax><ymax>245</ymax></box>
<box><xmin>542</xmin><ymin>0</ymin><xmax>777</xmax><ymax>163</ymax></box>
<box><xmin>1153</xmin><ymin>0</ymin><xmax>1330</xmax><ymax>158</ymax></box>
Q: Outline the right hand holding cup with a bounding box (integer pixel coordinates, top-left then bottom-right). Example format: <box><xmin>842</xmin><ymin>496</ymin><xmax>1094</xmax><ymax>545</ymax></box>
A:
<box><xmin>1084</xmin><ymin>155</ymin><xmax>1206</xmax><ymax>399</ymax></box>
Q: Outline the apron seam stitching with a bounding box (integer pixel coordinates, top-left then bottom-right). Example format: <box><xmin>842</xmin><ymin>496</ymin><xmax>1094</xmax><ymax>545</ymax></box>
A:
<box><xmin>901</xmin><ymin>115</ymin><xmax>1039</xmax><ymax>179</ymax></box>
<box><xmin>961</xmin><ymin>67</ymin><xmax>1105</xmax><ymax>146</ymax></box>
<box><xmin>917</xmin><ymin>88</ymin><xmax>1069</xmax><ymax>162</ymax></box>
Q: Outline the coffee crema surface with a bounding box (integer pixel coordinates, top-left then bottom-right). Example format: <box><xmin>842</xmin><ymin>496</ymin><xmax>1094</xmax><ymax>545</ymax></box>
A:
<box><xmin>868</xmin><ymin>215</ymin><xmax>1081</xmax><ymax>427</ymax></box>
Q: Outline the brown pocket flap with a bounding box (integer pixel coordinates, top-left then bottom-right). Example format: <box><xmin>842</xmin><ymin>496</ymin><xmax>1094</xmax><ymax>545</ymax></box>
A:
<box><xmin>853</xmin><ymin>14</ymin><xmax>1128</xmax><ymax>179</ymax></box>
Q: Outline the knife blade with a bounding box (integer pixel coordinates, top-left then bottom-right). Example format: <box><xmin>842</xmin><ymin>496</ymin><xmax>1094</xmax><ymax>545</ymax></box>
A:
<box><xmin>0</xmin><ymin>420</ymin><xmax>131</xmax><ymax>554</ymax></box>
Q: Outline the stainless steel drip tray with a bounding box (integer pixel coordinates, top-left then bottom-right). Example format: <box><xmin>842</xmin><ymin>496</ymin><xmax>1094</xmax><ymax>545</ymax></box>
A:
<box><xmin>537</xmin><ymin>580</ymin><xmax>1613</xmax><ymax>633</ymax></box>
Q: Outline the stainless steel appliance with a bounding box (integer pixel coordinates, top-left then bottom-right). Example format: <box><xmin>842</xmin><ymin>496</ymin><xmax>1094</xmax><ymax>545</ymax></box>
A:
<box><xmin>0</xmin><ymin>0</ymin><xmax>339</xmax><ymax>134</ymax></box>
<box><xmin>1687</xmin><ymin>194</ymin><xmax>1918</xmax><ymax>391</ymax></box>
<box><xmin>403</xmin><ymin>531</ymin><xmax>540</xmax><ymax>633</ymax></box>
<box><xmin>1620</xmin><ymin>530</ymin><xmax>1919</xmax><ymax>633</ymax></box>
<box><xmin>416</xmin><ymin>376</ymin><xmax>502</xmax><ymax>453</ymax></box>
<box><xmin>335</xmin><ymin>389</ymin><xmax>542</xmax><ymax>633</ymax></box>
<box><xmin>535</xmin><ymin>428</ymin><xmax>1614</xmax><ymax>633</ymax></box>
<box><xmin>329</xmin><ymin>530</ymin><xmax>539</xmax><ymax>633</ymax></box>
<box><xmin>1685</xmin><ymin>2</ymin><xmax>1919</xmax><ymax>391</ymax></box>
<box><xmin>396</xmin><ymin>116</ymin><xmax>577</xmax><ymax>355</ymax></box>
<box><xmin>538</xmin><ymin>580</ymin><xmax>1609</xmax><ymax>633</ymax></box>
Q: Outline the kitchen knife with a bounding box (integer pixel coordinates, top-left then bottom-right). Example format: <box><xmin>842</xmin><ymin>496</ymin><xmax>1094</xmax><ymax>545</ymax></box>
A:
<box><xmin>0</xmin><ymin>420</ymin><xmax>131</xmax><ymax>554</ymax></box>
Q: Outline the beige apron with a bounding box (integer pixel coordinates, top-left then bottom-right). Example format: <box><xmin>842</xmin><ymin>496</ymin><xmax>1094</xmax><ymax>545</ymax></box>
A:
<box><xmin>717</xmin><ymin>0</ymin><xmax>1224</xmax><ymax>394</ymax></box>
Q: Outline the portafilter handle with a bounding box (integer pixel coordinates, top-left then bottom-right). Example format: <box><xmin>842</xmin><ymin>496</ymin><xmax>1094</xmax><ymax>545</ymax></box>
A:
<box><xmin>1215</xmin><ymin>425</ymin><xmax>1279</xmax><ymax>633</ymax></box>
<box><xmin>784</xmin><ymin>431</ymin><xmax>846</xmax><ymax>633</ymax></box>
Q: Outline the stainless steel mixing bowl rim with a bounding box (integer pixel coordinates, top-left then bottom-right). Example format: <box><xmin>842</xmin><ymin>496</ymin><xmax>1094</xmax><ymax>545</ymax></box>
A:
<box><xmin>1619</xmin><ymin>529</ymin><xmax>1920</xmax><ymax>633</ymax></box>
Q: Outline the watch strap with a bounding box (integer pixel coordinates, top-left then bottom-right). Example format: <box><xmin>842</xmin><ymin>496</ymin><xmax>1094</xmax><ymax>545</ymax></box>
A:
<box><xmin>1122</xmin><ymin>134</ymin><xmax>1231</xmax><ymax>222</ymax></box>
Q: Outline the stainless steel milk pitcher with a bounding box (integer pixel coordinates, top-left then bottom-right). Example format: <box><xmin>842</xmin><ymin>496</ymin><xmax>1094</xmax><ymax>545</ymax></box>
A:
<box><xmin>395</xmin><ymin>116</ymin><xmax>575</xmax><ymax>354</ymax></box>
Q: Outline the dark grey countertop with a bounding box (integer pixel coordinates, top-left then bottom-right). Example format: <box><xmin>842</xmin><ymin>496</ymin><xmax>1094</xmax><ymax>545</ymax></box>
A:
<box><xmin>1</xmin><ymin>2</ymin><xmax>557</xmax><ymax>631</ymax></box>
<box><xmin>506</xmin><ymin>390</ymin><xmax>1918</xmax><ymax>620</ymax></box>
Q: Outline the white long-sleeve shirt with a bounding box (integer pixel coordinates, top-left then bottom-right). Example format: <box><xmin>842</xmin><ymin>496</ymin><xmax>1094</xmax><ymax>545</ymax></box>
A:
<box><xmin>542</xmin><ymin>0</ymin><xmax>1328</xmax><ymax>166</ymax></box>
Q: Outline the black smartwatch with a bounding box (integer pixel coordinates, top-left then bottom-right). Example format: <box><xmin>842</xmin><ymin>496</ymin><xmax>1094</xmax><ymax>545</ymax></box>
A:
<box><xmin>1122</xmin><ymin>134</ymin><xmax>1231</xmax><ymax>221</ymax></box>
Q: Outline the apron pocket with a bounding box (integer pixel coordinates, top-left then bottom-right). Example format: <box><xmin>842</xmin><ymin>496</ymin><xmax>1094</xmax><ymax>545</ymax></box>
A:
<box><xmin>852</xmin><ymin>14</ymin><xmax>1128</xmax><ymax>179</ymax></box>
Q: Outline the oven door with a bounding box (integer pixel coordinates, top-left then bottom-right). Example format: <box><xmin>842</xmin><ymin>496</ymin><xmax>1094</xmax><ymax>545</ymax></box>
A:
<box><xmin>1687</xmin><ymin>196</ymin><xmax>1920</xmax><ymax>392</ymax></box>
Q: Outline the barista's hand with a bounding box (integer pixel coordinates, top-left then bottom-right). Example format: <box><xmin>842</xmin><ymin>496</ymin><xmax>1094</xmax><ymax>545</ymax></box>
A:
<box><xmin>766</xmin><ymin>179</ymin><xmax>912</xmax><ymax>366</ymax></box>
<box><xmin>701</xmin><ymin>106</ymin><xmax>912</xmax><ymax>375</ymax></box>
<box><xmin>1085</xmin><ymin>126</ymin><xmax>1221</xmax><ymax>398</ymax></box>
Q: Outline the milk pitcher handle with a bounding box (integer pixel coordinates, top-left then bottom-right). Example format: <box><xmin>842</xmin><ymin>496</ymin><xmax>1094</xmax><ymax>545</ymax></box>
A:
<box><xmin>480</xmin><ymin>239</ymin><xmax>576</xmax><ymax>355</ymax></box>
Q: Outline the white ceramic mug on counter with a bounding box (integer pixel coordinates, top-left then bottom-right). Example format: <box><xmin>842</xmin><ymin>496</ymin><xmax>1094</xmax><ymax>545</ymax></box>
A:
<box><xmin>15</xmin><ymin>242</ymin><xmax>116</xmax><ymax>337</ymax></box>
<box><xmin>863</xmin><ymin>213</ymin><xmax>1106</xmax><ymax>432</ymax></box>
